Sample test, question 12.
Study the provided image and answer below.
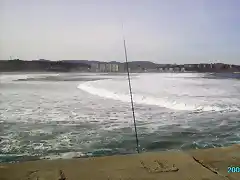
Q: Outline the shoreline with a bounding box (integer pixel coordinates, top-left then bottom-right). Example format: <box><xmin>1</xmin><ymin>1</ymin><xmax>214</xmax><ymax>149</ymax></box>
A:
<box><xmin>1</xmin><ymin>144</ymin><xmax>239</xmax><ymax>180</ymax></box>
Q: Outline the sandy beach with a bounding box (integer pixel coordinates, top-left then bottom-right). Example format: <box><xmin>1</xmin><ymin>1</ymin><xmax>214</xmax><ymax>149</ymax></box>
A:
<box><xmin>0</xmin><ymin>144</ymin><xmax>239</xmax><ymax>180</ymax></box>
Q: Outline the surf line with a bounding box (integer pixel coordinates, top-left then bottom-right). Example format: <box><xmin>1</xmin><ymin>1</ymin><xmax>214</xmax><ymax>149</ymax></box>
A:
<box><xmin>122</xmin><ymin>24</ymin><xmax>140</xmax><ymax>153</ymax></box>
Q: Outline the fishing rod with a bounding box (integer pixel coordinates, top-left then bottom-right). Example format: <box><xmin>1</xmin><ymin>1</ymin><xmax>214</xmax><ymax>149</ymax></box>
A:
<box><xmin>122</xmin><ymin>28</ymin><xmax>140</xmax><ymax>153</ymax></box>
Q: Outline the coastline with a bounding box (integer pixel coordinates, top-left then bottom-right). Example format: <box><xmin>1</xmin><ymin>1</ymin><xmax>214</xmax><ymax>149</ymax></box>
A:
<box><xmin>1</xmin><ymin>144</ymin><xmax>239</xmax><ymax>180</ymax></box>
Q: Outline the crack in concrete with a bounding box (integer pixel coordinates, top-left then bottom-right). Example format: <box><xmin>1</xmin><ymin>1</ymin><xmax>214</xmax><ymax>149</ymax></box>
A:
<box><xmin>192</xmin><ymin>156</ymin><xmax>234</xmax><ymax>180</ymax></box>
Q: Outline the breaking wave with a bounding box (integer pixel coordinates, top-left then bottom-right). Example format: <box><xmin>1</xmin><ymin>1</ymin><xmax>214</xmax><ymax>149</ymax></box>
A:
<box><xmin>78</xmin><ymin>74</ymin><xmax>240</xmax><ymax>112</ymax></box>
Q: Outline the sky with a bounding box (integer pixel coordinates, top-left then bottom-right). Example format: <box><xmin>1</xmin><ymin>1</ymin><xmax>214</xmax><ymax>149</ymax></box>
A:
<box><xmin>0</xmin><ymin>0</ymin><xmax>240</xmax><ymax>64</ymax></box>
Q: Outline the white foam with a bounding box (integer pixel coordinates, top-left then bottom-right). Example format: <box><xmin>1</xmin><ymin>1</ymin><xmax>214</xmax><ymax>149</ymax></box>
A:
<box><xmin>0</xmin><ymin>73</ymin><xmax>60</xmax><ymax>82</ymax></box>
<box><xmin>219</xmin><ymin>120</ymin><xmax>228</xmax><ymax>126</ymax></box>
<box><xmin>29</xmin><ymin>129</ymin><xmax>53</xmax><ymax>136</ymax></box>
<box><xmin>41</xmin><ymin>152</ymin><xmax>85</xmax><ymax>160</ymax></box>
<box><xmin>77</xmin><ymin>73</ymin><xmax>240</xmax><ymax>112</ymax></box>
<box><xmin>0</xmin><ymin>74</ymin><xmax>30</xmax><ymax>82</ymax></box>
<box><xmin>78</xmin><ymin>82</ymin><xmax>229</xmax><ymax>112</ymax></box>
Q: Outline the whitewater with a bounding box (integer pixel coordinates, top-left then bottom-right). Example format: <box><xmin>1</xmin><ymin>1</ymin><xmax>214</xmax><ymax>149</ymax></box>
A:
<box><xmin>78</xmin><ymin>73</ymin><xmax>240</xmax><ymax>112</ymax></box>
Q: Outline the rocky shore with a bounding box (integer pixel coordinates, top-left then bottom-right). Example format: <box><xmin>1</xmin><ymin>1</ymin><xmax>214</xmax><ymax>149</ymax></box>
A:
<box><xmin>0</xmin><ymin>144</ymin><xmax>239</xmax><ymax>180</ymax></box>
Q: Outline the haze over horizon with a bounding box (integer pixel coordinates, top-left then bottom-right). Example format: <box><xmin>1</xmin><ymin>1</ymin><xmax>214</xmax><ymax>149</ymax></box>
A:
<box><xmin>0</xmin><ymin>0</ymin><xmax>240</xmax><ymax>64</ymax></box>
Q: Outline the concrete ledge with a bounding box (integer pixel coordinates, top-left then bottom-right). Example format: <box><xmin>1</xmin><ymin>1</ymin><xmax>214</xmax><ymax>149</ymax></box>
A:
<box><xmin>0</xmin><ymin>145</ymin><xmax>239</xmax><ymax>180</ymax></box>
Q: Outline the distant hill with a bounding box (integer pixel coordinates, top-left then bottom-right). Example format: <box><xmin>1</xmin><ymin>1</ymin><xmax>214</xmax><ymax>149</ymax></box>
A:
<box><xmin>125</xmin><ymin>61</ymin><xmax>159</xmax><ymax>69</ymax></box>
<box><xmin>0</xmin><ymin>60</ymin><xmax>90</xmax><ymax>72</ymax></box>
<box><xmin>61</xmin><ymin>60</ymin><xmax>102</xmax><ymax>65</ymax></box>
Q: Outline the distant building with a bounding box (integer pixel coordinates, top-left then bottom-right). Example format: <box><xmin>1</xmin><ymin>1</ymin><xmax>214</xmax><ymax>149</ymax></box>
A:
<box><xmin>97</xmin><ymin>63</ymin><xmax>120</xmax><ymax>72</ymax></box>
<box><xmin>118</xmin><ymin>63</ymin><xmax>125</xmax><ymax>72</ymax></box>
<box><xmin>105</xmin><ymin>63</ymin><xmax>112</xmax><ymax>72</ymax></box>
<box><xmin>111</xmin><ymin>64</ymin><xmax>119</xmax><ymax>72</ymax></box>
<box><xmin>214</xmin><ymin>63</ymin><xmax>224</xmax><ymax>70</ymax></box>
<box><xmin>183</xmin><ymin>64</ymin><xmax>199</xmax><ymax>71</ymax></box>
<box><xmin>198</xmin><ymin>63</ymin><xmax>210</xmax><ymax>69</ymax></box>
<box><xmin>181</xmin><ymin>67</ymin><xmax>185</xmax><ymax>72</ymax></box>
<box><xmin>99</xmin><ymin>63</ymin><xmax>106</xmax><ymax>72</ymax></box>
<box><xmin>90</xmin><ymin>62</ymin><xmax>99</xmax><ymax>72</ymax></box>
<box><xmin>173</xmin><ymin>67</ymin><xmax>180</xmax><ymax>72</ymax></box>
<box><xmin>184</xmin><ymin>64</ymin><xmax>197</xmax><ymax>68</ymax></box>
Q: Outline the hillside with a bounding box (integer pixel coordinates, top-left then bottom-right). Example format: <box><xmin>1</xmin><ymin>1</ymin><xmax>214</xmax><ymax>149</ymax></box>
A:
<box><xmin>0</xmin><ymin>60</ymin><xmax>90</xmax><ymax>72</ymax></box>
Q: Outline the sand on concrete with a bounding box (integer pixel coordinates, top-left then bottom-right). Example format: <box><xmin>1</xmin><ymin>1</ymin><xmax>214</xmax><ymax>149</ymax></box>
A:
<box><xmin>0</xmin><ymin>144</ymin><xmax>239</xmax><ymax>180</ymax></box>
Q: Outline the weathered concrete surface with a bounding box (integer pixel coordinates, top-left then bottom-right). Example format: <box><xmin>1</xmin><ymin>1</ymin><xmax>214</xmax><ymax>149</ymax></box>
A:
<box><xmin>188</xmin><ymin>144</ymin><xmax>240</xmax><ymax>180</ymax></box>
<box><xmin>0</xmin><ymin>144</ymin><xmax>239</xmax><ymax>180</ymax></box>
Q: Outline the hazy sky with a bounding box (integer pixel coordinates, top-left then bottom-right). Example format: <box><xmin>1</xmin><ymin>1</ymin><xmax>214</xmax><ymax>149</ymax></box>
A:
<box><xmin>0</xmin><ymin>0</ymin><xmax>240</xmax><ymax>64</ymax></box>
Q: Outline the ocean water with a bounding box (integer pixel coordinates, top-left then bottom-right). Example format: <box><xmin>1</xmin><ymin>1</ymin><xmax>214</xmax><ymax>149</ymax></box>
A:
<box><xmin>0</xmin><ymin>72</ymin><xmax>240</xmax><ymax>163</ymax></box>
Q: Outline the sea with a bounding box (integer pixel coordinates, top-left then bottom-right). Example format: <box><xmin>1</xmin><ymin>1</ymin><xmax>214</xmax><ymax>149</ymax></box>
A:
<box><xmin>0</xmin><ymin>72</ymin><xmax>239</xmax><ymax>163</ymax></box>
